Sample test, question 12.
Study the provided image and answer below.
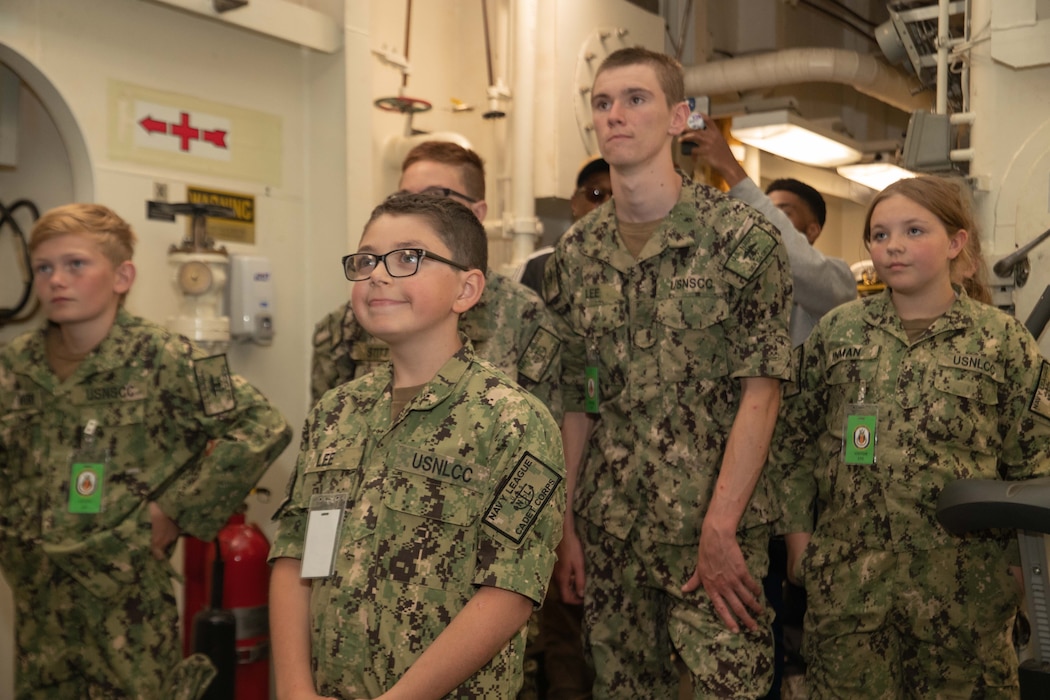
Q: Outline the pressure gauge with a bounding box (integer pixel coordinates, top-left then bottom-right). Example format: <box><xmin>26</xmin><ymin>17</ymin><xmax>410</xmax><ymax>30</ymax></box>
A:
<box><xmin>178</xmin><ymin>260</ymin><xmax>214</xmax><ymax>296</ymax></box>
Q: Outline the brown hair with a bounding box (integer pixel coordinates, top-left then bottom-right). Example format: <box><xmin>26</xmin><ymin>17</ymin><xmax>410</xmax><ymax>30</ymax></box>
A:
<box><xmin>862</xmin><ymin>176</ymin><xmax>990</xmax><ymax>303</ymax></box>
<box><xmin>953</xmin><ymin>225</ymin><xmax>992</xmax><ymax>304</ymax></box>
<box><xmin>367</xmin><ymin>193</ymin><xmax>487</xmax><ymax>273</ymax></box>
<box><xmin>401</xmin><ymin>141</ymin><xmax>486</xmax><ymax>201</ymax></box>
<box><xmin>595</xmin><ymin>47</ymin><xmax>685</xmax><ymax>107</ymax></box>
<box><xmin>30</xmin><ymin>203</ymin><xmax>137</xmax><ymax>266</ymax></box>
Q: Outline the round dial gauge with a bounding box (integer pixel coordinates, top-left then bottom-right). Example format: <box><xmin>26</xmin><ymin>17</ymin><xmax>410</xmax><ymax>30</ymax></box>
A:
<box><xmin>178</xmin><ymin>260</ymin><xmax>214</xmax><ymax>295</ymax></box>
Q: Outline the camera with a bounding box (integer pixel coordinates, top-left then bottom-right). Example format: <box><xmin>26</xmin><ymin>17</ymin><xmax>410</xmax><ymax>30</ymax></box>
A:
<box><xmin>680</xmin><ymin>96</ymin><xmax>710</xmax><ymax>156</ymax></box>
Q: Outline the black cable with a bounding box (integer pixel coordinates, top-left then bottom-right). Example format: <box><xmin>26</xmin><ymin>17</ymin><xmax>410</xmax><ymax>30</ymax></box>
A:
<box><xmin>0</xmin><ymin>199</ymin><xmax>40</xmax><ymax>323</ymax></box>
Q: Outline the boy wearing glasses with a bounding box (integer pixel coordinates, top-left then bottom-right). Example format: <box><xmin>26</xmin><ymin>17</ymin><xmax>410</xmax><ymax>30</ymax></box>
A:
<box><xmin>310</xmin><ymin>141</ymin><xmax>561</xmax><ymax>425</ymax></box>
<box><xmin>270</xmin><ymin>194</ymin><xmax>565</xmax><ymax>699</ymax></box>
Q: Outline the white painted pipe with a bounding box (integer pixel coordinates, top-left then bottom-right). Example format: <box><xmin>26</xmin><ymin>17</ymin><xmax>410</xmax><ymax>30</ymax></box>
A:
<box><xmin>509</xmin><ymin>0</ymin><xmax>540</xmax><ymax>266</ymax></box>
<box><xmin>937</xmin><ymin>0</ymin><xmax>950</xmax><ymax>114</ymax></box>
<box><xmin>683</xmin><ymin>47</ymin><xmax>934</xmax><ymax>114</ymax></box>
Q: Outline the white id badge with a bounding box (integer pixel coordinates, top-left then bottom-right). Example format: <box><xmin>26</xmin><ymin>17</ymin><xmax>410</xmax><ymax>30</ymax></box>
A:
<box><xmin>300</xmin><ymin>493</ymin><xmax>347</xmax><ymax>579</ymax></box>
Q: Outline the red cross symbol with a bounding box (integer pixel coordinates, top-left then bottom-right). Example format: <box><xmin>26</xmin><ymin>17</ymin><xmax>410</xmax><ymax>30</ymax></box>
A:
<box><xmin>170</xmin><ymin>112</ymin><xmax>200</xmax><ymax>152</ymax></box>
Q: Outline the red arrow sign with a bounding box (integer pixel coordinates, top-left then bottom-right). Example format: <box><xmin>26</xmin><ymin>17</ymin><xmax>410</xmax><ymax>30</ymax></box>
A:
<box><xmin>137</xmin><ymin>112</ymin><xmax>229</xmax><ymax>152</ymax></box>
<box><xmin>203</xmin><ymin>129</ymin><xmax>228</xmax><ymax>148</ymax></box>
<box><xmin>139</xmin><ymin>116</ymin><xmax>167</xmax><ymax>134</ymax></box>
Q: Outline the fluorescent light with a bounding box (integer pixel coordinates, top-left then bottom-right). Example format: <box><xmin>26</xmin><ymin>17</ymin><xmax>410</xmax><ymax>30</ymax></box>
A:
<box><xmin>730</xmin><ymin>110</ymin><xmax>862</xmax><ymax>167</ymax></box>
<box><xmin>837</xmin><ymin>162</ymin><xmax>916</xmax><ymax>191</ymax></box>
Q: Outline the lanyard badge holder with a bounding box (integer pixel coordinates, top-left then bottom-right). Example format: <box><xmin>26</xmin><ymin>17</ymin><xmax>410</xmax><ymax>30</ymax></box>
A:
<box><xmin>68</xmin><ymin>419</ymin><xmax>108</xmax><ymax>514</ymax></box>
<box><xmin>301</xmin><ymin>493</ymin><xmax>347</xmax><ymax>578</ymax></box>
<box><xmin>584</xmin><ymin>344</ymin><xmax>600</xmax><ymax>414</ymax></box>
<box><xmin>843</xmin><ymin>385</ymin><xmax>877</xmax><ymax>466</ymax></box>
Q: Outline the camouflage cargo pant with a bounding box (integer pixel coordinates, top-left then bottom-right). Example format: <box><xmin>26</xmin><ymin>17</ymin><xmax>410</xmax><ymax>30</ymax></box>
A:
<box><xmin>800</xmin><ymin>539</ymin><xmax>1021</xmax><ymax>699</ymax></box>
<box><xmin>13</xmin><ymin>555</ymin><xmax>206</xmax><ymax>699</ymax></box>
<box><xmin>579</xmin><ymin>519</ymin><xmax>774</xmax><ymax>699</ymax></box>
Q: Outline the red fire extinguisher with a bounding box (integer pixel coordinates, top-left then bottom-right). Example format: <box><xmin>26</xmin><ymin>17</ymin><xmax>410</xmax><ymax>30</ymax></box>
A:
<box><xmin>185</xmin><ymin>504</ymin><xmax>272</xmax><ymax>700</ymax></box>
<box><xmin>214</xmin><ymin>507</ymin><xmax>271</xmax><ymax>700</ymax></box>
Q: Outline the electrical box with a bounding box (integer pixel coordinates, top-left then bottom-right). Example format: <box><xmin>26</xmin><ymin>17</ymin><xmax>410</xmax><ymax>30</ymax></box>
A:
<box><xmin>902</xmin><ymin>110</ymin><xmax>954</xmax><ymax>172</ymax></box>
<box><xmin>227</xmin><ymin>255</ymin><xmax>274</xmax><ymax>345</ymax></box>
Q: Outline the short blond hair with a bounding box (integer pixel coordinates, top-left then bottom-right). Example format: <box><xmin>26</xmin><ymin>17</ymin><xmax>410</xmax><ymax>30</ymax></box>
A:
<box><xmin>30</xmin><ymin>203</ymin><xmax>137</xmax><ymax>266</ymax></box>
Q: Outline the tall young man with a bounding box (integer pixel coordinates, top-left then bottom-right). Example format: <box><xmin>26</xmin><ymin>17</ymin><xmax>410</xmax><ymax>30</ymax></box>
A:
<box><xmin>544</xmin><ymin>48</ymin><xmax>793</xmax><ymax>698</ymax></box>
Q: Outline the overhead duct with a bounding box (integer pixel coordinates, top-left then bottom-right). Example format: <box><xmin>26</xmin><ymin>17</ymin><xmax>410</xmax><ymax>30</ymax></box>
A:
<box><xmin>684</xmin><ymin>47</ymin><xmax>934</xmax><ymax>115</ymax></box>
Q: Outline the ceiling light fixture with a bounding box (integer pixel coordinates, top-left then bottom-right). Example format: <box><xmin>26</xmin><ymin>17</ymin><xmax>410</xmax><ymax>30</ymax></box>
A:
<box><xmin>730</xmin><ymin>109</ymin><xmax>863</xmax><ymax>168</ymax></box>
<box><xmin>837</xmin><ymin>161</ymin><xmax>917</xmax><ymax>191</ymax></box>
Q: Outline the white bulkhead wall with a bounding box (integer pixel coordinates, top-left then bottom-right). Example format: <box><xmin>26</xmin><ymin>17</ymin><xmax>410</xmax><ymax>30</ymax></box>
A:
<box><xmin>968</xmin><ymin>0</ymin><xmax>1050</xmax><ymax>356</ymax></box>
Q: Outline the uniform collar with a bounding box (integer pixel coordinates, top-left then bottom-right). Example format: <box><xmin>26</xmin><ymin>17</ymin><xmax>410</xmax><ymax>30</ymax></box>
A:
<box><xmin>574</xmin><ymin>175</ymin><xmax>703</xmax><ymax>271</ymax></box>
<box><xmin>349</xmin><ymin>334</ymin><xmax>478</xmax><ymax>412</ymax></box>
<box><xmin>11</xmin><ymin>307</ymin><xmax>141</xmax><ymax>394</ymax></box>
<box><xmin>863</xmin><ymin>286</ymin><xmax>974</xmax><ymax>343</ymax></box>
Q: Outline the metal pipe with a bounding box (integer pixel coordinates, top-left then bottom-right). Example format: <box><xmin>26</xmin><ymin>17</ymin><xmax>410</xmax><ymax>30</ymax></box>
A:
<box><xmin>683</xmin><ymin>48</ymin><xmax>933</xmax><ymax>114</ymax></box>
<box><xmin>936</xmin><ymin>0</ymin><xmax>950</xmax><ymax>114</ymax></box>
<box><xmin>993</xmin><ymin>227</ymin><xmax>1050</xmax><ymax>277</ymax></box>
<box><xmin>482</xmin><ymin>0</ymin><xmax>495</xmax><ymax>87</ymax></box>
<box><xmin>509</xmin><ymin>0</ymin><xmax>540</xmax><ymax>265</ymax></box>
<box><xmin>402</xmin><ymin>0</ymin><xmax>412</xmax><ymax>89</ymax></box>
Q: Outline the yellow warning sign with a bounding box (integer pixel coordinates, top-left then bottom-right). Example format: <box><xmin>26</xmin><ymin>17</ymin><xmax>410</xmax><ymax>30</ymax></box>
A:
<box><xmin>187</xmin><ymin>187</ymin><xmax>256</xmax><ymax>245</ymax></box>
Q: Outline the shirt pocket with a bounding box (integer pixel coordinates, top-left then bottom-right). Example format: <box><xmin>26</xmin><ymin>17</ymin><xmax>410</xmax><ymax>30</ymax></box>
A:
<box><xmin>654</xmin><ymin>295</ymin><xmax>729</xmax><ymax>382</ymax></box>
<box><xmin>927</xmin><ymin>358</ymin><xmax>1002</xmax><ymax>447</ymax></box>
<box><xmin>572</xmin><ymin>299</ymin><xmax>627</xmax><ymax>391</ymax></box>
<box><xmin>824</xmin><ymin>347</ymin><xmax>880</xmax><ymax>435</ymax></box>
<box><xmin>298</xmin><ymin>445</ymin><xmax>368</xmax><ymax>534</ymax></box>
<box><xmin>822</xmin><ymin>349</ymin><xmax>880</xmax><ymax>490</ymax></box>
<box><xmin>378</xmin><ymin>447</ymin><xmax>487</xmax><ymax>591</ymax></box>
<box><xmin>76</xmin><ymin>401</ymin><xmax>150</xmax><ymax>511</ymax></box>
<box><xmin>574</xmin><ymin>299</ymin><xmax>626</xmax><ymax>345</ymax></box>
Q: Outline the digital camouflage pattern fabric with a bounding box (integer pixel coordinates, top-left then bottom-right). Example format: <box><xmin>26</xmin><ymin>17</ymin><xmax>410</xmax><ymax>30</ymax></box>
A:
<box><xmin>271</xmin><ymin>341</ymin><xmax>565</xmax><ymax>699</ymax></box>
<box><xmin>0</xmin><ymin>308</ymin><xmax>292</xmax><ymax>698</ymax></box>
<box><xmin>311</xmin><ymin>270</ymin><xmax>562</xmax><ymax>421</ymax></box>
<box><xmin>544</xmin><ymin>178</ymin><xmax>792</xmax><ymax>698</ymax></box>
<box><xmin>579</xmin><ymin>520</ymin><xmax>774</xmax><ymax>698</ymax></box>
<box><xmin>772</xmin><ymin>290</ymin><xmax>1050</xmax><ymax>698</ymax></box>
<box><xmin>545</xmin><ymin>178</ymin><xmax>792</xmax><ymax>545</ymax></box>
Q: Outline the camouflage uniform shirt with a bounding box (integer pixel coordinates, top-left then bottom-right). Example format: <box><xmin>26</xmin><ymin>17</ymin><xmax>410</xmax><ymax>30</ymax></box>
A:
<box><xmin>544</xmin><ymin>177</ymin><xmax>793</xmax><ymax>546</ymax></box>
<box><xmin>270</xmin><ymin>341</ymin><xmax>565</xmax><ymax>699</ymax></box>
<box><xmin>775</xmin><ymin>289</ymin><xmax>1050</xmax><ymax>549</ymax></box>
<box><xmin>0</xmin><ymin>307</ymin><xmax>291</xmax><ymax>694</ymax></box>
<box><xmin>771</xmin><ymin>290</ymin><xmax>1050</xmax><ymax>695</ymax></box>
<box><xmin>311</xmin><ymin>271</ymin><xmax>562</xmax><ymax>421</ymax></box>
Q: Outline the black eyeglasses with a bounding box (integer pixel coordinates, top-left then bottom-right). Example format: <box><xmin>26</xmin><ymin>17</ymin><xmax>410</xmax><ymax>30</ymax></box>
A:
<box><xmin>576</xmin><ymin>186</ymin><xmax>612</xmax><ymax>205</ymax></box>
<box><xmin>342</xmin><ymin>248</ymin><xmax>470</xmax><ymax>281</ymax></box>
<box><xmin>393</xmin><ymin>186</ymin><xmax>478</xmax><ymax>204</ymax></box>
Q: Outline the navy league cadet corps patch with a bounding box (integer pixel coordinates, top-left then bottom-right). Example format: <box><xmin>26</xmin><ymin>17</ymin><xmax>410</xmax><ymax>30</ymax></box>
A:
<box><xmin>1029</xmin><ymin>360</ymin><xmax>1050</xmax><ymax>421</ymax></box>
<box><xmin>194</xmin><ymin>354</ymin><xmax>236</xmax><ymax>416</ymax></box>
<box><xmin>725</xmin><ymin>223</ymin><xmax>777</xmax><ymax>282</ymax></box>
<box><xmin>484</xmin><ymin>451</ymin><xmax>562</xmax><ymax>544</ymax></box>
